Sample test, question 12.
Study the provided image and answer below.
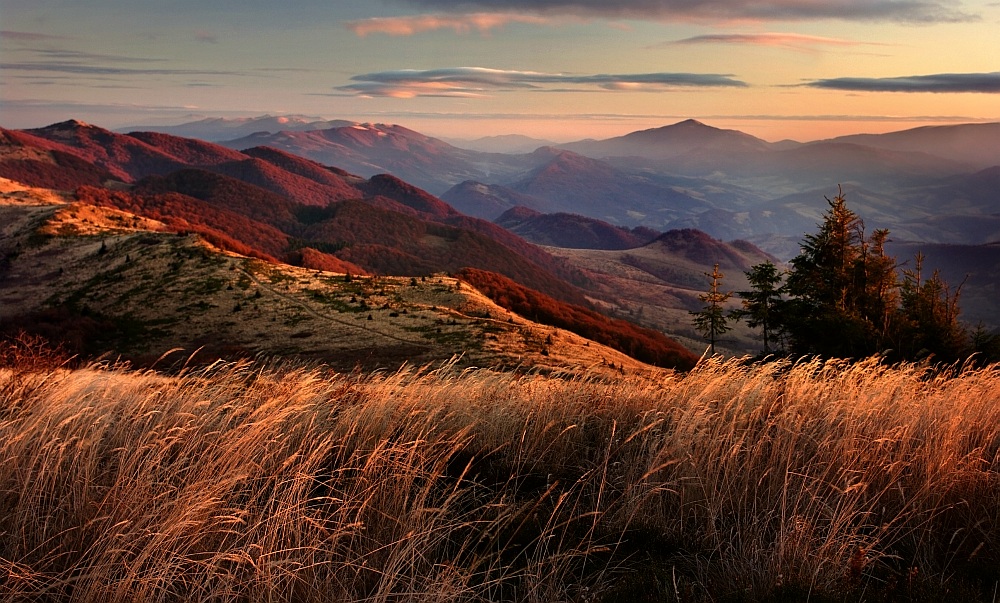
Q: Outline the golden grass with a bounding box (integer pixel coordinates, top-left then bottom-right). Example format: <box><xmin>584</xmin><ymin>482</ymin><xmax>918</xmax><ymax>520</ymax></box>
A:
<box><xmin>1</xmin><ymin>356</ymin><xmax>998</xmax><ymax>602</ymax></box>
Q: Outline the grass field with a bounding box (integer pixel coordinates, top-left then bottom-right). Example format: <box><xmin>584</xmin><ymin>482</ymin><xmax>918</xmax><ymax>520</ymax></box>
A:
<box><xmin>1</xmin><ymin>347</ymin><xmax>998</xmax><ymax>602</ymax></box>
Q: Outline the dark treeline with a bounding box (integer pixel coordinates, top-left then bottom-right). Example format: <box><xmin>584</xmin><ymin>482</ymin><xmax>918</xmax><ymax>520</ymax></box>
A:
<box><xmin>715</xmin><ymin>189</ymin><xmax>1000</xmax><ymax>363</ymax></box>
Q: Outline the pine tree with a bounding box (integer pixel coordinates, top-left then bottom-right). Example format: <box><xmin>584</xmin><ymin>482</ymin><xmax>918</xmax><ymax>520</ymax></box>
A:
<box><xmin>897</xmin><ymin>252</ymin><xmax>966</xmax><ymax>361</ymax></box>
<box><xmin>856</xmin><ymin>227</ymin><xmax>899</xmax><ymax>350</ymax></box>
<box><xmin>781</xmin><ymin>189</ymin><xmax>899</xmax><ymax>357</ymax></box>
<box><xmin>777</xmin><ymin>189</ymin><xmax>968</xmax><ymax>361</ymax></box>
<box><xmin>733</xmin><ymin>261</ymin><xmax>784</xmax><ymax>353</ymax></box>
<box><xmin>690</xmin><ymin>263</ymin><xmax>731</xmax><ymax>355</ymax></box>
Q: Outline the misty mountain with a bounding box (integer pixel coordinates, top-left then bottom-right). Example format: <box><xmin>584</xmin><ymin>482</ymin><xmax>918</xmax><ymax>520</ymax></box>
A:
<box><xmin>495</xmin><ymin>206</ymin><xmax>661</xmax><ymax>250</ymax></box>
<box><xmin>103</xmin><ymin>116</ymin><xmax>1000</xmax><ymax>253</ymax></box>
<box><xmin>560</xmin><ymin>119</ymin><xmax>773</xmax><ymax>163</ymax></box>
<box><xmin>444</xmin><ymin>134</ymin><xmax>557</xmax><ymax>154</ymax></box>
<box><xmin>439</xmin><ymin>181</ymin><xmax>551</xmax><ymax>220</ymax></box>
<box><xmin>118</xmin><ymin>115</ymin><xmax>357</xmax><ymax>142</ymax></box>
<box><xmin>220</xmin><ymin>123</ymin><xmax>541</xmax><ymax>195</ymax></box>
<box><xmin>824</xmin><ymin>122</ymin><xmax>1000</xmax><ymax>170</ymax></box>
<box><xmin>503</xmin><ymin>148</ymin><xmax>713</xmax><ymax>228</ymax></box>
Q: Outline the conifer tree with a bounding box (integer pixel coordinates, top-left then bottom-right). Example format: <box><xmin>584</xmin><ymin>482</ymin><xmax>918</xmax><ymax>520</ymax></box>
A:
<box><xmin>733</xmin><ymin>261</ymin><xmax>784</xmax><ymax>353</ymax></box>
<box><xmin>690</xmin><ymin>263</ymin><xmax>731</xmax><ymax>355</ymax></box>
<box><xmin>776</xmin><ymin>189</ymin><xmax>968</xmax><ymax>361</ymax></box>
<box><xmin>897</xmin><ymin>252</ymin><xmax>966</xmax><ymax>361</ymax></box>
<box><xmin>856</xmin><ymin>227</ymin><xmax>899</xmax><ymax>350</ymax></box>
<box><xmin>781</xmin><ymin>189</ymin><xmax>900</xmax><ymax>357</ymax></box>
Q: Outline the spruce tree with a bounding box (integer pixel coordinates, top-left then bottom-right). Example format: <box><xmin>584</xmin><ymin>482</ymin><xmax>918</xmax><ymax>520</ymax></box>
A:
<box><xmin>782</xmin><ymin>189</ymin><xmax>891</xmax><ymax>357</ymax></box>
<box><xmin>897</xmin><ymin>252</ymin><xmax>966</xmax><ymax>361</ymax></box>
<box><xmin>733</xmin><ymin>261</ymin><xmax>784</xmax><ymax>353</ymax></box>
<box><xmin>777</xmin><ymin>189</ymin><xmax>968</xmax><ymax>361</ymax></box>
<box><xmin>690</xmin><ymin>263</ymin><xmax>731</xmax><ymax>355</ymax></box>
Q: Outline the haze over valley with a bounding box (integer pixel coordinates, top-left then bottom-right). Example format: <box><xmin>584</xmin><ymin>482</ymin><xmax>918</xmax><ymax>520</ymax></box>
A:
<box><xmin>3</xmin><ymin>115</ymin><xmax>999</xmax><ymax>363</ymax></box>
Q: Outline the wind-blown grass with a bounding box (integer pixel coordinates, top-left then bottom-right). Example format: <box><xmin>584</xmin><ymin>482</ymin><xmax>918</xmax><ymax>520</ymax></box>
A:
<box><xmin>1</xmin><ymin>354</ymin><xmax>998</xmax><ymax>602</ymax></box>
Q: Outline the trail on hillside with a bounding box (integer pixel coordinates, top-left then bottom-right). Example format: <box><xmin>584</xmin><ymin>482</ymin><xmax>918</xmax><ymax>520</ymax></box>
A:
<box><xmin>241</xmin><ymin>268</ymin><xmax>433</xmax><ymax>348</ymax></box>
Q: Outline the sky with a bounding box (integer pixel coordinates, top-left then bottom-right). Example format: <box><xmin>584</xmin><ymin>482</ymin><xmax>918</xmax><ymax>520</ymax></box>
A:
<box><xmin>2</xmin><ymin>0</ymin><xmax>999</xmax><ymax>142</ymax></box>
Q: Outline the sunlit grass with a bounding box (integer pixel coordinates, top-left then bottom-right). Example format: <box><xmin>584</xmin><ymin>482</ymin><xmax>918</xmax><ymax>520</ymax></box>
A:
<box><xmin>1</xmin><ymin>353</ymin><xmax>998</xmax><ymax>602</ymax></box>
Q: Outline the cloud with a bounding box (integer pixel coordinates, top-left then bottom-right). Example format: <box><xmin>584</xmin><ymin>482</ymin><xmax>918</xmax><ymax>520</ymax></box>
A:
<box><xmin>0</xmin><ymin>30</ymin><xmax>70</xmax><ymax>42</ymax></box>
<box><xmin>339</xmin><ymin>67</ymin><xmax>746</xmax><ymax>97</ymax></box>
<box><xmin>665</xmin><ymin>33</ymin><xmax>884</xmax><ymax>50</ymax></box>
<box><xmin>1</xmin><ymin>61</ymin><xmax>246</xmax><ymax>77</ymax></box>
<box><xmin>194</xmin><ymin>30</ymin><xmax>219</xmax><ymax>44</ymax></box>
<box><xmin>345</xmin><ymin>13</ymin><xmax>552</xmax><ymax>36</ymax></box>
<box><xmin>1</xmin><ymin>47</ymin><xmax>239</xmax><ymax>78</ymax></box>
<box><xmin>391</xmin><ymin>0</ymin><xmax>975</xmax><ymax>23</ymax></box>
<box><xmin>804</xmin><ymin>72</ymin><xmax>1000</xmax><ymax>93</ymax></box>
<box><xmin>30</xmin><ymin>49</ymin><xmax>167</xmax><ymax>64</ymax></box>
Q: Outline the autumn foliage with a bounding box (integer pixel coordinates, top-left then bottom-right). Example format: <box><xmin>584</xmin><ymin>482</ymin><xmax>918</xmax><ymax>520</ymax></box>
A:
<box><xmin>457</xmin><ymin>267</ymin><xmax>697</xmax><ymax>370</ymax></box>
<box><xmin>3</xmin><ymin>120</ymin><xmax>694</xmax><ymax>367</ymax></box>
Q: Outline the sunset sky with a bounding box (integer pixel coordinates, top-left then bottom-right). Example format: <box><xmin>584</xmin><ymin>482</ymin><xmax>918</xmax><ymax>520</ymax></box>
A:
<box><xmin>2</xmin><ymin>0</ymin><xmax>998</xmax><ymax>142</ymax></box>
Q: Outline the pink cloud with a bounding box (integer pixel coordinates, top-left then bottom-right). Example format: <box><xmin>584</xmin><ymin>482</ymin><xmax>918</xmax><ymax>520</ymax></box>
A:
<box><xmin>345</xmin><ymin>13</ymin><xmax>552</xmax><ymax>36</ymax></box>
<box><xmin>396</xmin><ymin>0</ymin><xmax>974</xmax><ymax>23</ymax></box>
<box><xmin>194</xmin><ymin>30</ymin><xmax>219</xmax><ymax>44</ymax></box>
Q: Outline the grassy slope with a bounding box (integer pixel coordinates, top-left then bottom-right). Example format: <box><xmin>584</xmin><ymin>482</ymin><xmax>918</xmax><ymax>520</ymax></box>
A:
<box><xmin>0</xmin><ymin>180</ymin><xmax>658</xmax><ymax>378</ymax></box>
<box><xmin>1</xmin><ymin>356</ymin><xmax>997</xmax><ymax>602</ymax></box>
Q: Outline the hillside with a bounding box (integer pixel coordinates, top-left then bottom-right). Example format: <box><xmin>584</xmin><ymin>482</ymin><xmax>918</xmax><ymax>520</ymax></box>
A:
<box><xmin>2</xmin><ymin>121</ymin><xmax>710</xmax><ymax>366</ymax></box>
<box><xmin>546</xmin><ymin>229</ymin><xmax>777</xmax><ymax>355</ymax></box>
<box><xmin>457</xmin><ymin>267</ymin><xmax>696</xmax><ymax>369</ymax></box>
<box><xmin>0</xmin><ymin>180</ymin><xmax>666</xmax><ymax>376</ymax></box>
<box><xmin>495</xmin><ymin>206</ymin><xmax>660</xmax><ymax>250</ymax></box>
<box><xmin>0</xmin><ymin>121</ymin><xmax>591</xmax><ymax>306</ymax></box>
<box><xmin>221</xmin><ymin>123</ymin><xmax>536</xmax><ymax>195</ymax></box>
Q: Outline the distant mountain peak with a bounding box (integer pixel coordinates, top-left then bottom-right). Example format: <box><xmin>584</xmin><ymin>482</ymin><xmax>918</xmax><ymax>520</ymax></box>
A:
<box><xmin>57</xmin><ymin>119</ymin><xmax>93</xmax><ymax>128</ymax></box>
<box><xmin>40</xmin><ymin>119</ymin><xmax>99</xmax><ymax>132</ymax></box>
<box><xmin>631</xmin><ymin>119</ymin><xmax>763</xmax><ymax>142</ymax></box>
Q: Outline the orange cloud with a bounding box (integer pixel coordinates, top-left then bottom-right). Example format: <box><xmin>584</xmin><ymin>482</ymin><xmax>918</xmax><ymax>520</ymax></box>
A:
<box><xmin>346</xmin><ymin>13</ymin><xmax>552</xmax><ymax>36</ymax></box>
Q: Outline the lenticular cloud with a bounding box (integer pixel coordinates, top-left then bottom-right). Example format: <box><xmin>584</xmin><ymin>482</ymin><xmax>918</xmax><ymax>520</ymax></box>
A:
<box><xmin>339</xmin><ymin>67</ymin><xmax>747</xmax><ymax>98</ymax></box>
<box><xmin>805</xmin><ymin>72</ymin><xmax>1000</xmax><ymax>93</ymax></box>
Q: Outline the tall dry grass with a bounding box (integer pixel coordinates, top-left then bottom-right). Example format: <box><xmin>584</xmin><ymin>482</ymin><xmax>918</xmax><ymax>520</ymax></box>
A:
<box><xmin>1</xmin><ymin>354</ymin><xmax>998</xmax><ymax>602</ymax></box>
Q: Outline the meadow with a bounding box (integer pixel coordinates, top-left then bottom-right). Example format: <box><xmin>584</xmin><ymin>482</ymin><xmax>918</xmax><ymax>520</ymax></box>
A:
<box><xmin>1</xmin><ymin>345</ymin><xmax>998</xmax><ymax>602</ymax></box>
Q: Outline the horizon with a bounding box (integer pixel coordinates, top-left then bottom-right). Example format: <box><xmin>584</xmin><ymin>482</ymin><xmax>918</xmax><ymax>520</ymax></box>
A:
<box><xmin>7</xmin><ymin>113</ymin><xmax>1000</xmax><ymax>146</ymax></box>
<box><xmin>3</xmin><ymin>0</ymin><xmax>999</xmax><ymax>144</ymax></box>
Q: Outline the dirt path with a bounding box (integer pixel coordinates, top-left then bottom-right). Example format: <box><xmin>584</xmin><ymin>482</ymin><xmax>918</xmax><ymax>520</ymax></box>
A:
<box><xmin>241</xmin><ymin>268</ymin><xmax>432</xmax><ymax>347</ymax></box>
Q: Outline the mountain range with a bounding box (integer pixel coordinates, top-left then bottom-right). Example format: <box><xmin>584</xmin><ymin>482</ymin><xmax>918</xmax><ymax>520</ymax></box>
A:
<box><xmin>3</xmin><ymin>115</ymin><xmax>998</xmax><ymax>366</ymax></box>
<box><xmin>0</xmin><ymin>119</ymin><xmax>708</xmax><ymax>367</ymax></box>
<box><xmin>117</xmin><ymin>115</ymin><xmax>358</xmax><ymax>142</ymax></box>
<box><xmin>141</xmin><ymin>117</ymin><xmax>997</xmax><ymax>257</ymax></box>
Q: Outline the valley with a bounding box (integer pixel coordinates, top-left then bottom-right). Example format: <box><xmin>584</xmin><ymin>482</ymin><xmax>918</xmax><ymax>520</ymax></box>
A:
<box><xmin>2</xmin><ymin>115</ymin><xmax>999</xmax><ymax>370</ymax></box>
